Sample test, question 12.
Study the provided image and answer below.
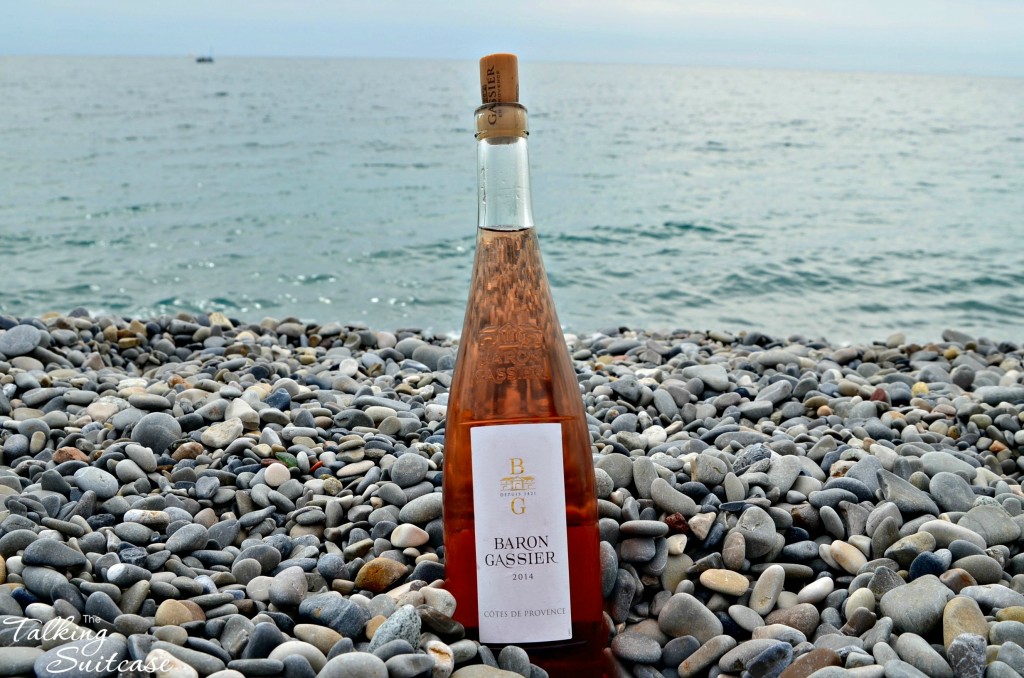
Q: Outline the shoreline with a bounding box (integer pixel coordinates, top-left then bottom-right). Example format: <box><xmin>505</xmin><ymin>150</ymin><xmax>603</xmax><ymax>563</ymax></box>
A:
<box><xmin>1</xmin><ymin>310</ymin><xmax>1023</xmax><ymax>677</ymax></box>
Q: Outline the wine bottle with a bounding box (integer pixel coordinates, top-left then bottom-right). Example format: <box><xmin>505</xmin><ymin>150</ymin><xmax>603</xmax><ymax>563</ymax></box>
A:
<box><xmin>443</xmin><ymin>54</ymin><xmax>608</xmax><ymax>676</ymax></box>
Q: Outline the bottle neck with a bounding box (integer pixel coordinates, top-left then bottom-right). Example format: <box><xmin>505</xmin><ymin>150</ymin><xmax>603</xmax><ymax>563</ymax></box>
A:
<box><xmin>476</xmin><ymin>103</ymin><xmax>534</xmax><ymax>231</ymax></box>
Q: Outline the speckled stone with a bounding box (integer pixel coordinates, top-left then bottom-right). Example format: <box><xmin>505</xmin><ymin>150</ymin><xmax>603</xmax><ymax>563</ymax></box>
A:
<box><xmin>367</xmin><ymin>605</ymin><xmax>421</xmax><ymax>653</ymax></box>
<box><xmin>946</xmin><ymin>633</ymin><xmax>986</xmax><ymax>678</ymax></box>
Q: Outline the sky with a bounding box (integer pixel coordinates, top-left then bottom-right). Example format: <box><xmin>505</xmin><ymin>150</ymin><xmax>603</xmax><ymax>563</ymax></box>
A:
<box><xmin>4</xmin><ymin>0</ymin><xmax>1024</xmax><ymax>77</ymax></box>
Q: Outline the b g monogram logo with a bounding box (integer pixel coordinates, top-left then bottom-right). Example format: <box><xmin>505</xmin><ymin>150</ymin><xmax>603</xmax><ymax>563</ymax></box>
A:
<box><xmin>499</xmin><ymin>457</ymin><xmax>535</xmax><ymax>515</ymax></box>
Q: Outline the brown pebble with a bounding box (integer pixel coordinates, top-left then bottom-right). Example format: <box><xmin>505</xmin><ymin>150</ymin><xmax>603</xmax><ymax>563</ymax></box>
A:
<box><xmin>778</xmin><ymin>647</ymin><xmax>841</xmax><ymax>678</ymax></box>
<box><xmin>354</xmin><ymin>558</ymin><xmax>408</xmax><ymax>593</ymax></box>
<box><xmin>54</xmin><ymin>447</ymin><xmax>89</xmax><ymax>464</ymax></box>
<box><xmin>997</xmin><ymin>607</ymin><xmax>1024</xmax><ymax>623</ymax></box>
<box><xmin>365</xmin><ymin>614</ymin><xmax>387</xmax><ymax>638</ymax></box>
<box><xmin>172</xmin><ymin>441</ymin><xmax>204</xmax><ymax>460</ymax></box>
<box><xmin>664</xmin><ymin>512</ymin><xmax>689</xmax><ymax>534</ymax></box>
<box><xmin>154</xmin><ymin>600</ymin><xmax>193</xmax><ymax>626</ymax></box>
<box><xmin>178</xmin><ymin>599</ymin><xmax>206</xmax><ymax>622</ymax></box>
<box><xmin>699</xmin><ymin>569</ymin><xmax>749</xmax><ymax>596</ymax></box>
<box><xmin>765</xmin><ymin>603</ymin><xmax>820</xmax><ymax>638</ymax></box>
<box><xmin>939</xmin><ymin>568</ymin><xmax>977</xmax><ymax>594</ymax></box>
<box><xmin>943</xmin><ymin>596</ymin><xmax>988</xmax><ymax>649</ymax></box>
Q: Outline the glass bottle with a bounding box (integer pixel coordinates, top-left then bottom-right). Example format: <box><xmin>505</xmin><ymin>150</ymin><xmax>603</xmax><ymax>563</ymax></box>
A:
<box><xmin>442</xmin><ymin>53</ymin><xmax>608</xmax><ymax>677</ymax></box>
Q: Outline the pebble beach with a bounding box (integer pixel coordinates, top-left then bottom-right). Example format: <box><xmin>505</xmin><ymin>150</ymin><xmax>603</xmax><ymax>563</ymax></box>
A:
<box><xmin>1</xmin><ymin>311</ymin><xmax>1023</xmax><ymax>678</ymax></box>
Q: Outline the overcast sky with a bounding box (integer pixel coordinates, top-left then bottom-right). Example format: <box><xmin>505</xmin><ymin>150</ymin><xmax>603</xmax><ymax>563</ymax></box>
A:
<box><xmin>5</xmin><ymin>0</ymin><xmax>1023</xmax><ymax>77</ymax></box>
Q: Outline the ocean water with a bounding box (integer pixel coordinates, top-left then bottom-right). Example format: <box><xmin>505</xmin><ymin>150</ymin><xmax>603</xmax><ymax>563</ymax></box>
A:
<box><xmin>2</xmin><ymin>56</ymin><xmax>1022</xmax><ymax>343</ymax></box>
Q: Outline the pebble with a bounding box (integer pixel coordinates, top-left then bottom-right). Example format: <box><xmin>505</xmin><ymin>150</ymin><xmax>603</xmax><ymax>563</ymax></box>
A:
<box><xmin>166</xmin><ymin>523</ymin><xmax>209</xmax><ymax>553</ymax></box>
<box><xmin>659</xmin><ymin>592</ymin><xmax>723</xmax><ymax>642</ymax></box>
<box><xmin>318</xmin><ymin>652</ymin><xmax>388</xmax><ymax>678</ymax></box>
<box><xmin>201</xmin><ymin>417</ymin><xmax>243</xmax><ymax>448</ymax></box>
<box><xmin>699</xmin><ymin>569</ymin><xmax>749</xmax><ymax>596</ymax></box>
<box><xmin>879</xmin><ymin>574</ymin><xmax>953</xmax><ymax>633</ymax></box>
<box><xmin>750</xmin><ymin>565</ymin><xmax>787</xmax><ymax>616</ymax></box>
<box><xmin>0</xmin><ymin>324</ymin><xmax>42</xmax><ymax>356</ymax></box>
<box><xmin>263</xmin><ymin>462</ymin><xmax>290</xmax><ymax>487</ymax></box>
<box><xmin>678</xmin><ymin>635</ymin><xmax>736</xmax><ymax>678</ymax></box>
<box><xmin>611</xmin><ymin>631</ymin><xmax>662</xmax><ymax>663</ymax></box>
<box><xmin>367</xmin><ymin>605</ymin><xmax>420</xmax><ymax>652</ymax></box>
<box><xmin>21</xmin><ymin>539</ymin><xmax>87</xmax><ymax>568</ymax></box>
<box><xmin>131</xmin><ymin>412</ymin><xmax>182</xmax><ymax>455</ymax></box>
<box><xmin>72</xmin><ymin>466</ymin><xmax>119</xmax><ymax>499</ymax></box>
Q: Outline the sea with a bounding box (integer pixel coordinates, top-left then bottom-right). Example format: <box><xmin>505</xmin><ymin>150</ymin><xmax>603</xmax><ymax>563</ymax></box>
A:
<box><xmin>2</xmin><ymin>56</ymin><xmax>1022</xmax><ymax>344</ymax></box>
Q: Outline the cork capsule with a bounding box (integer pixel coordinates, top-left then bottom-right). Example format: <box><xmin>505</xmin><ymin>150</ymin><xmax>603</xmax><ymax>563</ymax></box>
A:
<box><xmin>476</xmin><ymin>53</ymin><xmax>527</xmax><ymax>139</ymax></box>
<box><xmin>480</xmin><ymin>53</ymin><xmax>519</xmax><ymax>103</ymax></box>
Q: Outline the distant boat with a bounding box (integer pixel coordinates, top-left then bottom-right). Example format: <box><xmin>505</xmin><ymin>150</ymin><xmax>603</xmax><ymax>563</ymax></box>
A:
<box><xmin>196</xmin><ymin>51</ymin><xmax>214</xmax><ymax>64</ymax></box>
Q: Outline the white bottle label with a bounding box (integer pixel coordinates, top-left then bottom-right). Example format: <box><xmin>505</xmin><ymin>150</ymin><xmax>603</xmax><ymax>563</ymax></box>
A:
<box><xmin>470</xmin><ymin>422</ymin><xmax>572</xmax><ymax>643</ymax></box>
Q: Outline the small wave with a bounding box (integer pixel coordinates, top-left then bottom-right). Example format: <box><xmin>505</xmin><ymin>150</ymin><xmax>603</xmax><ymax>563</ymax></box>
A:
<box><xmin>697</xmin><ymin>141</ymin><xmax>727</xmax><ymax>152</ymax></box>
<box><xmin>663</xmin><ymin>221</ymin><xmax>719</xmax><ymax>235</ymax></box>
<box><xmin>277</xmin><ymin>273</ymin><xmax>338</xmax><ymax>285</ymax></box>
<box><xmin>361</xmin><ymin>162</ymin><xmax>437</xmax><ymax>170</ymax></box>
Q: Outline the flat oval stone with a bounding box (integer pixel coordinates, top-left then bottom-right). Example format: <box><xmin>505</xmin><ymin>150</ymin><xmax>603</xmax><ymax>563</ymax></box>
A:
<box><xmin>658</xmin><ymin>592</ymin><xmax>723</xmax><ymax>643</ymax></box>
<box><xmin>390</xmin><ymin>524</ymin><xmax>429</xmax><ymax>548</ymax></box>
<box><xmin>796</xmin><ymin>576</ymin><xmax>834</xmax><ymax>605</ymax></box>
<box><xmin>728</xmin><ymin>605</ymin><xmax>765</xmax><ymax>633</ymax></box>
<box><xmin>764</xmin><ymin>603</ymin><xmax>820</xmax><ymax>638</ymax></box>
<box><xmin>0</xmin><ymin>324</ymin><xmax>42</xmax><ymax>357</ymax></box>
<box><xmin>959</xmin><ymin>504</ymin><xmax>1021</xmax><ymax>546</ymax></box>
<box><xmin>718</xmin><ymin>638</ymin><xmax>787</xmax><ymax>672</ymax></box>
<box><xmin>880</xmin><ymin>574</ymin><xmax>953</xmax><ymax>634</ymax></box>
<box><xmin>749</xmin><ymin>564</ymin><xmax>786</xmax><ymax>616</ymax></box>
<box><xmin>735</xmin><ymin>507</ymin><xmax>777</xmax><ymax>558</ymax></box>
<box><xmin>390</xmin><ymin>453</ymin><xmax>430</xmax><ymax>488</ymax></box>
<box><xmin>317</xmin><ymin>652</ymin><xmax>388</xmax><ymax>678</ymax></box>
<box><xmin>678</xmin><ymin>635</ymin><xmax>736</xmax><ymax>678</ymax></box>
<box><xmin>650</xmin><ymin>478</ymin><xmax>698</xmax><ymax>517</ymax></box>
<box><xmin>952</xmin><ymin>554</ymin><xmax>1003</xmax><ymax>585</ymax></box>
<box><xmin>778</xmin><ymin>648</ymin><xmax>841</xmax><ymax>677</ymax></box>
<box><xmin>610</xmin><ymin>631</ymin><xmax>662</xmax><ymax>664</ymax></box>
<box><xmin>398</xmin><ymin>493</ymin><xmax>442</xmax><ymax>524</ymax></box>
<box><xmin>699</xmin><ymin>569</ymin><xmax>749</xmax><ymax>596</ymax></box>
<box><xmin>894</xmin><ymin>631</ymin><xmax>954</xmax><ymax>678</ymax></box>
<box><xmin>72</xmin><ymin>467</ymin><xmax>119</xmax><ymax>499</ymax></box>
<box><xmin>943</xmin><ymin>596</ymin><xmax>988</xmax><ymax>649</ymax></box>
<box><xmin>830</xmin><ymin>540</ymin><xmax>867</xmax><ymax>574</ymax></box>
<box><xmin>619</xmin><ymin>519</ymin><xmax>670</xmax><ymax>538</ymax></box>
<box><xmin>22</xmin><ymin>540</ymin><xmax>87</xmax><ymax>568</ymax></box>
<box><xmin>354</xmin><ymin>558</ymin><xmax>408</xmax><ymax>594</ymax></box>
